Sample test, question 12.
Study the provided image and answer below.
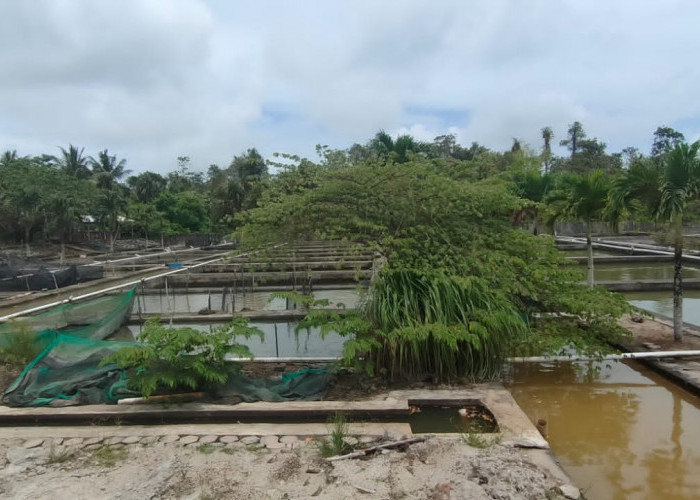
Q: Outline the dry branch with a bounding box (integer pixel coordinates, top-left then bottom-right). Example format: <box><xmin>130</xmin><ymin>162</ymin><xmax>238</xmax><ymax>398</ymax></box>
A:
<box><xmin>325</xmin><ymin>436</ymin><xmax>428</xmax><ymax>462</ymax></box>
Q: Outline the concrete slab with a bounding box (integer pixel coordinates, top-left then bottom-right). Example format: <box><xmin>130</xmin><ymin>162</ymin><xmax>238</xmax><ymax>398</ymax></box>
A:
<box><xmin>0</xmin><ymin>398</ymin><xmax>409</xmax><ymax>424</ymax></box>
<box><xmin>0</xmin><ymin>422</ymin><xmax>412</xmax><ymax>441</ymax></box>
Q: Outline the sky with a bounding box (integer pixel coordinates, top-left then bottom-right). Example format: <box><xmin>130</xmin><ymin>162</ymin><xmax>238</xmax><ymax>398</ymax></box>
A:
<box><xmin>1</xmin><ymin>0</ymin><xmax>700</xmax><ymax>175</ymax></box>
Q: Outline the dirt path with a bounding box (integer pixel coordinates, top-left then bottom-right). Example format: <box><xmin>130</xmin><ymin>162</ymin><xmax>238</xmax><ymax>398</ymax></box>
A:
<box><xmin>0</xmin><ymin>432</ymin><xmax>577</xmax><ymax>500</ymax></box>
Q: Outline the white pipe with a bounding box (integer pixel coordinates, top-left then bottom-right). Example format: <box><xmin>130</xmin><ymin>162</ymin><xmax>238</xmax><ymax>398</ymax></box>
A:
<box><xmin>556</xmin><ymin>236</ymin><xmax>700</xmax><ymax>262</ymax></box>
<box><xmin>0</xmin><ymin>245</ymin><xmax>283</xmax><ymax>323</ymax></box>
<box><xmin>509</xmin><ymin>350</ymin><xmax>700</xmax><ymax>363</ymax></box>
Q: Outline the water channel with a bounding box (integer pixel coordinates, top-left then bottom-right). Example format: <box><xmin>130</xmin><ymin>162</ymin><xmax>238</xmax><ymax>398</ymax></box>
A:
<box><xmin>507</xmin><ymin>360</ymin><xmax>700</xmax><ymax>500</ymax></box>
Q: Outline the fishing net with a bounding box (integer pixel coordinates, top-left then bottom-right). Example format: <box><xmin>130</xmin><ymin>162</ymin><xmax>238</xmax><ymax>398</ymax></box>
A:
<box><xmin>215</xmin><ymin>368</ymin><xmax>332</xmax><ymax>403</ymax></box>
<box><xmin>2</xmin><ymin>334</ymin><xmax>138</xmax><ymax>407</ymax></box>
<box><xmin>0</xmin><ymin>256</ymin><xmax>103</xmax><ymax>292</ymax></box>
<box><xmin>1</xmin><ymin>286</ymin><xmax>333</xmax><ymax>407</ymax></box>
<box><xmin>0</xmin><ymin>287</ymin><xmax>136</xmax><ymax>341</ymax></box>
<box><xmin>0</xmin><ymin>288</ymin><xmax>137</xmax><ymax>406</ymax></box>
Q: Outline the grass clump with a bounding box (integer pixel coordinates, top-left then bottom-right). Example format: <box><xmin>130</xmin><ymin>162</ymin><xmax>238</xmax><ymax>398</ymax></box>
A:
<box><xmin>93</xmin><ymin>445</ymin><xmax>128</xmax><ymax>467</ymax></box>
<box><xmin>196</xmin><ymin>443</ymin><xmax>216</xmax><ymax>454</ymax></box>
<box><xmin>0</xmin><ymin>322</ymin><xmax>43</xmax><ymax>366</ymax></box>
<box><xmin>47</xmin><ymin>445</ymin><xmax>76</xmax><ymax>465</ymax></box>
<box><xmin>461</xmin><ymin>421</ymin><xmax>501</xmax><ymax>449</ymax></box>
<box><xmin>318</xmin><ymin>412</ymin><xmax>353</xmax><ymax>458</ymax></box>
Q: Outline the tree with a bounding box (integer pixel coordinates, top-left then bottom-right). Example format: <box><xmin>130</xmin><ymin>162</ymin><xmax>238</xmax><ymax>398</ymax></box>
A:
<box><xmin>560</xmin><ymin>121</ymin><xmax>586</xmax><ymax>158</ymax></box>
<box><xmin>553</xmin><ymin>170</ymin><xmax>612</xmax><ymax>287</ymax></box>
<box><xmin>541</xmin><ymin>127</ymin><xmax>553</xmax><ymax>174</ymax></box>
<box><xmin>52</xmin><ymin>145</ymin><xmax>91</xmax><ymax>179</ymax></box>
<box><xmin>652</xmin><ymin>126</ymin><xmax>685</xmax><ymax>159</ymax></box>
<box><xmin>97</xmin><ymin>188</ymin><xmax>128</xmax><ymax>253</ymax></box>
<box><xmin>89</xmin><ymin>149</ymin><xmax>131</xmax><ymax>189</ymax></box>
<box><xmin>239</xmin><ymin>158</ymin><xmax>630</xmax><ymax>379</ymax></box>
<box><xmin>128</xmin><ymin>171</ymin><xmax>167</xmax><ymax>203</ymax></box>
<box><xmin>658</xmin><ymin>141</ymin><xmax>700</xmax><ymax>341</ymax></box>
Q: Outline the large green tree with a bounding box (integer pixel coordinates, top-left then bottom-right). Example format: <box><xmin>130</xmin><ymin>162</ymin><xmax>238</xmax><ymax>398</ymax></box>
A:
<box><xmin>238</xmin><ymin>157</ymin><xmax>629</xmax><ymax>379</ymax></box>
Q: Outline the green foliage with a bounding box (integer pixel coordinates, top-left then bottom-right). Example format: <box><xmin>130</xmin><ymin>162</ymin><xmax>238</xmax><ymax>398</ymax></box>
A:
<box><xmin>102</xmin><ymin>318</ymin><xmax>262</xmax><ymax>397</ymax></box>
<box><xmin>318</xmin><ymin>412</ymin><xmax>353</xmax><ymax>458</ymax></box>
<box><xmin>238</xmin><ymin>155</ymin><xmax>633</xmax><ymax>379</ymax></box>
<box><xmin>0</xmin><ymin>323</ymin><xmax>43</xmax><ymax>366</ymax></box>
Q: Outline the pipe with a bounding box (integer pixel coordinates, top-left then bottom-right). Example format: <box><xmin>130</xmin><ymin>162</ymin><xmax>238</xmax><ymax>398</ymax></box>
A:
<box><xmin>509</xmin><ymin>350</ymin><xmax>700</xmax><ymax>363</ymax></box>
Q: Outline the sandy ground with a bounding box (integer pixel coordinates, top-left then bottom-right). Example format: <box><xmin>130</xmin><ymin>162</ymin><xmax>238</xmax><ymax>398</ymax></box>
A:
<box><xmin>620</xmin><ymin>314</ymin><xmax>700</xmax><ymax>351</ymax></box>
<box><xmin>0</xmin><ymin>434</ymin><xmax>577</xmax><ymax>500</ymax></box>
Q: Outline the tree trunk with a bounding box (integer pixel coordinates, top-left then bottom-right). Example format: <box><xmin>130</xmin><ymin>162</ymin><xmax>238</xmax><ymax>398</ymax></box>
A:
<box><xmin>24</xmin><ymin>227</ymin><xmax>31</xmax><ymax>257</ymax></box>
<box><xmin>60</xmin><ymin>234</ymin><xmax>65</xmax><ymax>264</ymax></box>
<box><xmin>673</xmin><ymin>214</ymin><xmax>683</xmax><ymax>341</ymax></box>
<box><xmin>586</xmin><ymin>220</ymin><xmax>594</xmax><ymax>288</ymax></box>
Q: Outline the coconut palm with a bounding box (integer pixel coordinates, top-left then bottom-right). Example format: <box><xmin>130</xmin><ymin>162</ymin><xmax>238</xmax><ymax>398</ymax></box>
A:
<box><xmin>53</xmin><ymin>145</ymin><xmax>91</xmax><ymax>179</ymax></box>
<box><xmin>658</xmin><ymin>141</ymin><xmax>700</xmax><ymax>341</ymax></box>
<box><xmin>89</xmin><ymin>149</ymin><xmax>131</xmax><ymax>189</ymax></box>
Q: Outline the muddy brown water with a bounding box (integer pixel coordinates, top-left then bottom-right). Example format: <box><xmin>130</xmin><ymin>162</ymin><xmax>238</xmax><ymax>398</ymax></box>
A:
<box><xmin>506</xmin><ymin>360</ymin><xmax>700</xmax><ymax>500</ymax></box>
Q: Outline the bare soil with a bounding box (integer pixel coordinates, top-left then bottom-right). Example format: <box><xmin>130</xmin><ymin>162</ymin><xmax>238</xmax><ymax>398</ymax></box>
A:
<box><xmin>0</xmin><ymin>436</ymin><xmax>574</xmax><ymax>500</ymax></box>
<box><xmin>619</xmin><ymin>314</ymin><xmax>700</xmax><ymax>351</ymax></box>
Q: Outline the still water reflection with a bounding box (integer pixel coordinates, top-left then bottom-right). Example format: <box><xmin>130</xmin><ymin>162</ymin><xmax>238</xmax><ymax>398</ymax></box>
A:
<box><xmin>626</xmin><ymin>290</ymin><xmax>700</xmax><ymax>328</ymax></box>
<box><xmin>506</xmin><ymin>360</ymin><xmax>700</xmax><ymax>500</ymax></box>
<box><xmin>594</xmin><ymin>263</ymin><xmax>700</xmax><ymax>282</ymax></box>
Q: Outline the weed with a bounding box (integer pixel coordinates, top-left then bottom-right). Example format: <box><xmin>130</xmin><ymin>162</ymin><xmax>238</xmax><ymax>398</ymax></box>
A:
<box><xmin>461</xmin><ymin>424</ymin><xmax>501</xmax><ymax>449</ymax></box>
<box><xmin>196</xmin><ymin>443</ymin><xmax>216</xmax><ymax>454</ymax></box>
<box><xmin>47</xmin><ymin>445</ymin><xmax>76</xmax><ymax>465</ymax></box>
<box><xmin>220</xmin><ymin>447</ymin><xmax>237</xmax><ymax>455</ymax></box>
<box><xmin>0</xmin><ymin>322</ymin><xmax>42</xmax><ymax>366</ymax></box>
<box><xmin>93</xmin><ymin>445</ymin><xmax>128</xmax><ymax>467</ymax></box>
<box><xmin>245</xmin><ymin>444</ymin><xmax>262</xmax><ymax>452</ymax></box>
<box><xmin>318</xmin><ymin>412</ymin><xmax>353</xmax><ymax>458</ymax></box>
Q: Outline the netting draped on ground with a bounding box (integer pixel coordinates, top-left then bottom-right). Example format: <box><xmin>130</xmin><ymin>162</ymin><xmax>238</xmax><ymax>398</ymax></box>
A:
<box><xmin>2</xmin><ymin>334</ymin><xmax>139</xmax><ymax>407</ymax></box>
<box><xmin>216</xmin><ymin>368</ymin><xmax>332</xmax><ymax>403</ymax></box>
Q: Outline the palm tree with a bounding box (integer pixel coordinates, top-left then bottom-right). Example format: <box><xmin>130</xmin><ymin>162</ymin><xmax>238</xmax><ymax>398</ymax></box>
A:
<box><xmin>556</xmin><ymin>170</ymin><xmax>612</xmax><ymax>287</ymax></box>
<box><xmin>88</xmin><ymin>149</ymin><xmax>131</xmax><ymax>188</ymax></box>
<box><xmin>53</xmin><ymin>145</ymin><xmax>91</xmax><ymax>179</ymax></box>
<box><xmin>659</xmin><ymin>141</ymin><xmax>700</xmax><ymax>341</ymax></box>
<box><xmin>541</xmin><ymin>127</ymin><xmax>553</xmax><ymax>174</ymax></box>
<box><xmin>128</xmin><ymin>171</ymin><xmax>167</xmax><ymax>203</ymax></box>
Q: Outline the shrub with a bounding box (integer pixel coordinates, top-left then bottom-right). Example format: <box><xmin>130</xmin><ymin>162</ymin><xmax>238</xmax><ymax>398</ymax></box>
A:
<box><xmin>102</xmin><ymin>317</ymin><xmax>262</xmax><ymax>397</ymax></box>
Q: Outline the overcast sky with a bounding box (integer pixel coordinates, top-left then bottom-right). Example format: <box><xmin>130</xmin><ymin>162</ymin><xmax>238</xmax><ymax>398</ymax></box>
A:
<box><xmin>1</xmin><ymin>0</ymin><xmax>699</xmax><ymax>174</ymax></box>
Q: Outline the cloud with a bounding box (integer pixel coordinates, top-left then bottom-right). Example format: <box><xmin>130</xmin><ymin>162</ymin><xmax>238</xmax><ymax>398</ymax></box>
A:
<box><xmin>1</xmin><ymin>0</ymin><xmax>699</xmax><ymax>172</ymax></box>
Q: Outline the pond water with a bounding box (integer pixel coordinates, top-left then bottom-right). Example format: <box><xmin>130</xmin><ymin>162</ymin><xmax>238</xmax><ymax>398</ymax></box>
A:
<box><xmin>625</xmin><ymin>290</ymin><xmax>700</xmax><ymax>327</ymax></box>
<box><xmin>126</xmin><ymin>321</ymin><xmax>345</xmax><ymax>359</ymax></box>
<box><xmin>594</xmin><ymin>262</ymin><xmax>700</xmax><ymax>282</ymax></box>
<box><xmin>506</xmin><ymin>360</ymin><xmax>700</xmax><ymax>500</ymax></box>
<box><xmin>134</xmin><ymin>289</ymin><xmax>361</xmax><ymax>314</ymax></box>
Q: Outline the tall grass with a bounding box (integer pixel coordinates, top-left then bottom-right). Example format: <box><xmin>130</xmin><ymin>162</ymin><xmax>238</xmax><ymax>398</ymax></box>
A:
<box><xmin>346</xmin><ymin>269</ymin><xmax>526</xmax><ymax>382</ymax></box>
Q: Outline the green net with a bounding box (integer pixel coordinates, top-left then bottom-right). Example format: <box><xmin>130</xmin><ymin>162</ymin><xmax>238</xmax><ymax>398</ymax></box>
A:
<box><xmin>1</xmin><ymin>287</ymin><xmax>333</xmax><ymax>407</ymax></box>
<box><xmin>2</xmin><ymin>334</ymin><xmax>139</xmax><ymax>407</ymax></box>
<box><xmin>1</xmin><ymin>288</ymin><xmax>137</xmax><ymax>407</ymax></box>
<box><xmin>0</xmin><ymin>287</ymin><xmax>136</xmax><ymax>355</ymax></box>
<box><xmin>215</xmin><ymin>368</ymin><xmax>332</xmax><ymax>403</ymax></box>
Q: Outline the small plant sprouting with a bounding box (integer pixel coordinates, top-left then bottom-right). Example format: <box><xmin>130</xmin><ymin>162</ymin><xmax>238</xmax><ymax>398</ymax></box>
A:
<box><xmin>461</xmin><ymin>420</ymin><xmax>501</xmax><ymax>449</ymax></box>
<box><xmin>47</xmin><ymin>445</ymin><xmax>76</xmax><ymax>465</ymax></box>
<box><xmin>318</xmin><ymin>412</ymin><xmax>353</xmax><ymax>458</ymax></box>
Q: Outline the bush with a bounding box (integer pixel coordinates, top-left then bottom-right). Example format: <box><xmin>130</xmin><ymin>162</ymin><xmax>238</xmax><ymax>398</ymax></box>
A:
<box><xmin>102</xmin><ymin>318</ymin><xmax>262</xmax><ymax>397</ymax></box>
